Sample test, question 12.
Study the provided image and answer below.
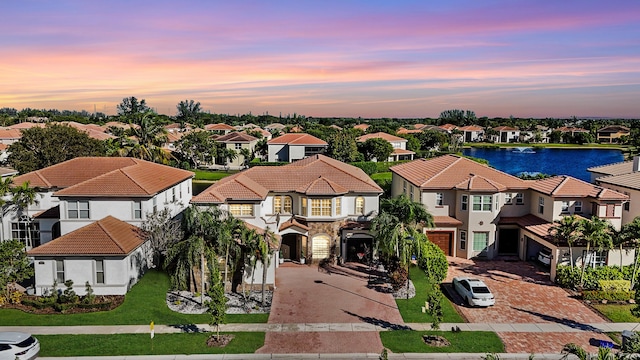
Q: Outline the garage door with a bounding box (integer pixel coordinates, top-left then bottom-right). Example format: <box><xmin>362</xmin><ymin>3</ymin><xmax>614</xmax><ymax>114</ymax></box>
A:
<box><xmin>426</xmin><ymin>231</ymin><xmax>452</xmax><ymax>256</ymax></box>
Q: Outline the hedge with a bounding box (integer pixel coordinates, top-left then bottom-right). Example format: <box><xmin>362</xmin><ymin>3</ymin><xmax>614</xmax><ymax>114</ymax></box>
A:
<box><xmin>555</xmin><ymin>265</ymin><xmax>639</xmax><ymax>291</ymax></box>
<box><xmin>582</xmin><ymin>290</ymin><xmax>635</xmax><ymax>302</ymax></box>
<box><xmin>417</xmin><ymin>239</ymin><xmax>448</xmax><ymax>283</ymax></box>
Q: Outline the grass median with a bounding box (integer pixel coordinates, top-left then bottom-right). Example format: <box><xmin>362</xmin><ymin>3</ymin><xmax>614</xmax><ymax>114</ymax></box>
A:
<box><xmin>380</xmin><ymin>330</ymin><xmax>504</xmax><ymax>353</ymax></box>
<box><xmin>38</xmin><ymin>332</ymin><xmax>265</xmax><ymax>357</ymax></box>
<box><xmin>0</xmin><ymin>270</ymin><xmax>268</xmax><ymax>326</ymax></box>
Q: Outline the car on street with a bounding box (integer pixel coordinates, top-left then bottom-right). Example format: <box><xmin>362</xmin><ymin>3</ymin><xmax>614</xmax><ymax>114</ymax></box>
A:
<box><xmin>0</xmin><ymin>332</ymin><xmax>40</xmax><ymax>360</ymax></box>
<box><xmin>538</xmin><ymin>247</ymin><xmax>552</xmax><ymax>266</ymax></box>
<box><xmin>453</xmin><ymin>277</ymin><xmax>495</xmax><ymax>307</ymax></box>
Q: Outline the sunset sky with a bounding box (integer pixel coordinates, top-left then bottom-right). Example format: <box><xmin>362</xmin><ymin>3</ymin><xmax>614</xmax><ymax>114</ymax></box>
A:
<box><xmin>1</xmin><ymin>1</ymin><xmax>639</xmax><ymax>118</ymax></box>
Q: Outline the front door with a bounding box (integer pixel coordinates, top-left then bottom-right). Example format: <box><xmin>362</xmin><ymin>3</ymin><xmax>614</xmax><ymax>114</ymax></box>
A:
<box><xmin>498</xmin><ymin>228</ymin><xmax>519</xmax><ymax>254</ymax></box>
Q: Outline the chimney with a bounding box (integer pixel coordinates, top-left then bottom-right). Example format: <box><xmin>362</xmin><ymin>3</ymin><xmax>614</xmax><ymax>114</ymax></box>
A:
<box><xmin>634</xmin><ymin>156</ymin><xmax>640</xmax><ymax>172</ymax></box>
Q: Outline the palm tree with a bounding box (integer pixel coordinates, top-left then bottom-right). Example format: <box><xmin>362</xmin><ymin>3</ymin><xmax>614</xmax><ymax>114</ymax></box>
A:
<box><xmin>11</xmin><ymin>181</ymin><xmax>39</xmax><ymax>248</ymax></box>
<box><xmin>176</xmin><ymin>99</ymin><xmax>202</xmax><ymax>128</ymax></box>
<box><xmin>580</xmin><ymin>217</ymin><xmax>614</xmax><ymax>288</ymax></box>
<box><xmin>548</xmin><ymin>215</ymin><xmax>583</xmax><ymax>269</ymax></box>
<box><xmin>238</xmin><ymin>148</ymin><xmax>253</xmax><ymax>168</ymax></box>
<box><xmin>125</xmin><ymin>111</ymin><xmax>172</xmax><ymax>164</ymax></box>
<box><xmin>259</xmin><ymin>227</ymin><xmax>275</xmax><ymax>306</ymax></box>
<box><xmin>0</xmin><ymin>177</ymin><xmax>14</xmax><ymax>242</ymax></box>
<box><xmin>619</xmin><ymin>217</ymin><xmax>640</xmax><ymax>289</ymax></box>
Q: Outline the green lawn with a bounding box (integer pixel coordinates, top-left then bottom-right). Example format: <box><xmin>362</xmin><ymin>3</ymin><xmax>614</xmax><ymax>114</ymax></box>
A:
<box><xmin>193</xmin><ymin>169</ymin><xmax>236</xmax><ymax>181</ymax></box>
<box><xmin>0</xmin><ymin>270</ymin><xmax>268</xmax><ymax>326</ymax></box>
<box><xmin>380</xmin><ymin>330</ymin><xmax>504</xmax><ymax>353</ymax></box>
<box><xmin>591</xmin><ymin>304</ymin><xmax>640</xmax><ymax>323</ymax></box>
<box><xmin>371</xmin><ymin>172</ymin><xmax>392</xmax><ymax>181</ymax></box>
<box><xmin>396</xmin><ymin>266</ymin><xmax>464</xmax><ymax>323</ymax></box>
<box><xmin>38</xmin><ymin>332</ymin><xmax>265</xmax><ymax>357</ymax></box>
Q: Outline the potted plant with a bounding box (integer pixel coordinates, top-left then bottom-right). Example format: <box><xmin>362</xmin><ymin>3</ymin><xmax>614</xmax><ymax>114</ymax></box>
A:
<box><xmin>300</xmin><ymin>249</ymin><xmax>306</xmax><ymax>264</ymax></box>
<box><xmin>279</xmin><ymin>250</ymin><xmax>284</xmax><ymax>264</ymax></box>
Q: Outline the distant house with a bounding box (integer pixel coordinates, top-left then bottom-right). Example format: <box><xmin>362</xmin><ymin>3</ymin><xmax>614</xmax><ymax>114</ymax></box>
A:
<box><xmin>264</xmin><ymin>123</ymin><xmax>286</xmax><ymax>133</ymax></box>
<box><xmin>438</xmin><ymin>124</ymin><xmax>458</xmax><ymax>133</ymax></box>
<box><xmin>458</xmin><ymin>125</ymin><xmax>484</xmax><ymax>142</ymax></box>
<box><xmin>356</xmin><ymin>132</ymin><xmax>415</xmax><ymax>162</ymax></box>
<box><xmin>11</xmin><ymin>157</ymin><xmax>194</xmax><ymax>296</ymax></box>
<box><xmin>597</xmin><ymin>125</ymin><xmax>630</xmax><ymax>143</ymax></box>
<box><xmin>557</xmin><ymin>126</ymin><xmax>589</xmax><ymax>143</ymax></box>
<box><xmin>391</xmin><ymin>154</ymin><xmax>628</xmax><ymax>281</ymax></box>
<box><xmin>205</xmin><ymin>123</ymin><xmax>235</xmax><ymax>135</ymax></box>
<box><xmin>215</xmin><ymin>132</ymin><xmax>258</xmax><ymax>169</ymax></box>
<box><xmin>491</xmin><ymin>126</ymin><xmax>520</xmax><ymax>143</ymax></box>
<box><xmin>353</xmin><ymin>124</ymin><xmax>370</xmax><ymax>132</ymax></box>
<box><xmin>267</xmin><ymin>133</ymin><xmax>328</xmax><ymax>163</ymax></box>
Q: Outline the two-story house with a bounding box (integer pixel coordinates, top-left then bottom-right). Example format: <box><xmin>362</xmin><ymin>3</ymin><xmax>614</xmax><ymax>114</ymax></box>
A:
<box><xmin>11</xmin><ymin>157</ymin><xmax>194</xmax><ymax>296</ymax></box>
<box><xmin>191</xmin><ymin>154</ymin><xmax>382</xmax><ymax>286</ymax></box>
<box><xmin>589</xmin><ymin>156</ymin><xmax>640</xmax><ymax>225</ymax></box>
<box><xmin>391</xmin><ymin>155</ymin><xmax>628</xmax><ymax>280</ymax></box>
<box><xmin>267</xmin><ymin>133</ymin><xmax>328</xmax><ymax>163</ymax></box>
<box><xmin>357</xmin><ymin>132</ymin><xmax>415</xmax><ymax>162</ymax></box>
<box><xmin>214</xmin><ymin>132</ymin><xmax>258</xmax><ymax>169</ymax></box>
<box><xmin>457</xmin><ymin>125</ymin><xmax>484</xmax><ymax>142</ymax></box>
<box><xmin>491</xmin><ymin>126</ymin><xmax>520</xmax><ymax>143</ymax></box>
<box><xmin>597</xmin><ymin>125</ymin><xmax>630</xmax><ymax>143</ymax></box>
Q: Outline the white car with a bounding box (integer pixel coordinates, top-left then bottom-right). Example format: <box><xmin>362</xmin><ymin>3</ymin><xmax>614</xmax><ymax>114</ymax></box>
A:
<box><xmin>538</xmin><ymin>247</ymin><xmax>552</xmax><ymax>266</ymax></box>
<box><xmin>453</xmin><ymin>277</ymin><xmax>495</xmax><ymax>307</ymax></box>
<box><xmin>0</xmin><ymin>332</ymin><xmax>40</xmax><ymax>360</ymax></box>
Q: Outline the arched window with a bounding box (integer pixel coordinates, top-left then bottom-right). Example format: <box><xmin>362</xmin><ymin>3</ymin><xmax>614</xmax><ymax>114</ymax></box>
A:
<box><xmin>355</xmin><ymin>196</ymin><xmax>365</xmax><ymax>214</ymax></box>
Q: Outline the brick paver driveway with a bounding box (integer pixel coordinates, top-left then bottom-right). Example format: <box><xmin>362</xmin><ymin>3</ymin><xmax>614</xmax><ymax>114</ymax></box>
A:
<box><xmin>257</xmin><ymin>262</ymin><xmax>403</xmax><ymax>354</ymax></box>
<box><xmin>447</xmin><ymin>257</ymin><xmax>610</xmax><ymax>353</ymax></box>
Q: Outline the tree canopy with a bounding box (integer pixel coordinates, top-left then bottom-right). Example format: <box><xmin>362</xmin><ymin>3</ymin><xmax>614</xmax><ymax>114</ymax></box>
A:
<box><xmin>7</xmin><ymin>124</ymin><xmax>105</xmax><ymax>173</ymax></box>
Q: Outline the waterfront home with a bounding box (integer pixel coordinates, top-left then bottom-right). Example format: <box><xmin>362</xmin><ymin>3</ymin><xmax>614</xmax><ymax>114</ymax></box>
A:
<box><xmin>191</xmin><ymin>154</ymin><xmax>382</xmax><ymax>287</ymax></box>
<box><xmin>491</xmin><ymin>126</ymin><xmax>520</xmax><ymax>143</ymax></box>
<box><xmin>458</xmin><ymin>125</ymin><xmax>484</xmax><ymax>142</ymax></box>
<box><xmin>9</xmin><ymin>157</ymin><xmax>194</xmax><ymax>295</ymax></box>
<box><xmin>597</xmin><ymin>125</ymin><xmax>630</xmax><ymax>143</ymax></box>
<box><xmin>589</xmin><ymin>156</ymin><xmax>640</xmax><ymax>225</ymax></box>
<box><xmin>356</xmin><ymin>132</ymin><xmax>415</xmax><ymax>162</ymax></box>
<box><xmin>267</xmin><ymin>133</ymin><xmax>328</xmax><ymax>162</ymax></box>
<box><xmin>391</xmin><ymin>154</ymin><xmax>629</xmax><ymax>280</ymax></box>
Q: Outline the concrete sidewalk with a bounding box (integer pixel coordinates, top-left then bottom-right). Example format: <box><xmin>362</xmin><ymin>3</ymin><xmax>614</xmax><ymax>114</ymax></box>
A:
<box><xmin>1</xmin><ymin>322</ymin><xmax>638</xmax><ymax>334</ymax></box>
<box><xmin>37</xmin><ymin>354</ymin><xmax>579</xmax><ymax>360</ymax></box>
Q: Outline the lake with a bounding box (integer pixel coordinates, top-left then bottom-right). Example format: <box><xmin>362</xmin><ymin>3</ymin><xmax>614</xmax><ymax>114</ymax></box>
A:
<box><xmin>461</xmin><ymin>147</ymin><xmax>624</xmax><ymax>182</ymax></box>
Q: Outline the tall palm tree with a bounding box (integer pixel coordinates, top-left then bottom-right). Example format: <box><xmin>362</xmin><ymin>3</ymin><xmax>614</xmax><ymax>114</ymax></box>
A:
<box><xmin>125</xmin><ymin>111</ymin><xmax>171</xmax><ymax>164</ymax></box>
<box><xmin>619</xmin><ymin>217</ymin><xmax>640</xmax><ymax>289</ymax></box>
<box><xmin>238</xmin><ymin>147</ymin><xmax>253</xmax><ymax>168</ymax></box>
<box><xmin>176</xmin><ymin>99</ymin><xmax>202</xmax><ymax>128</ymax></box>
<box><xmin>11</xmin><ymin>181</ymin><xmax>39</xmax><ymax>248</ymax></box>
<box><xmin>580</xmin><ymin>217</ymin><xmax>614</xmax><ymax>288</ymax></box>
<box><xmin>548</xmin><ymin>215</ymin><xmax>583</xmax><ymax>269</ymax></box>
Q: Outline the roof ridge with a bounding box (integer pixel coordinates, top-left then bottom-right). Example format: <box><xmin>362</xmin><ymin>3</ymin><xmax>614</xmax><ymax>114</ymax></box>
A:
<box><xmin>34</xmin><ymin>170</ymin><xmax>52</xmax><ymax>188</ymax></box>
<box><xmin>96</xmin><ymin>217</ymin><xmax>126</xmax><ymax>253</ymax></box>
<box><xmin>549</xmin><ymin>176</ymin><xmax>569</xmax><ymax>196</ymax></box>
<box><xmin>421</xmin><ymin>155</ymin><xmax>460</xmax><ymax>187</ymax></box>
<box><xmin>119</xmin><ymin>166</ymin><xmax>153</xmax><ymax>195</ymax></box>
<box><xmin>234</xmin><ymin>174</ymin><xmax>267</xmax><ymax>199</ymax></box>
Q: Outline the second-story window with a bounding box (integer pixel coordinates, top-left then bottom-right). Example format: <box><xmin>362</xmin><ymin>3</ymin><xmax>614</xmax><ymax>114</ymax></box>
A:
<box><xmin>133</xmin><ymin>201</ymin><xmax>142</xmax><ymax>219</ymax></box>
<box><xmin>235</xmin><ymin>143</ymin><xmax>242</xmax><ymax>150</ymax></box>
<box><xmin>538</xmin><ymin>197</ymin><xmax>545</xmax><ymax>214</ymax></box>
<box><xmin>472</xmin><ymin>195</ymin><xmax>492</xmax><ymax>211</ymax></box>
<box><xmin>436</xmin><ymin>193</ymin><xmax>444</xmax><ymax>206</ymax></box>
<box><xmin>273</xmin><ymin>196</ymin><xmax>281</xmax><ymax>214</ymax></box>
<box><xmin>301</xmin><ymin>198</ymin><xmax>308</xmax><ymax>216</ymax></box>
<box><xmin>335</xmin><ymin>197</ymin><xmax>341</xmax><ymax>216</ymax></box>
<box><xmin>229</xmin><ymin>204</ymin><xmax>253</xmax><ymax>216</ymax></box>
<box><xmin>68</xmin><ymin>200</ymin><xmax>90</xmax><ymax>219</ymax></box>
<box><xmin>461</xmin><ymin>195</ymin><xmax>468</xmax><ymax>211</ymax></box>
<box><xmin>505</xmin><ymin>193</ymin><xmax>512</xmax><ymax>204</ymax></box>
<box><xmin>575</xmin><ymin>200</ymin><xmax>583</xmax><ymax>213</ymax></box>
<box><xmin>355</xmin><ymin>196</ymin><xmax>365</xmax><ymax>214</ymax></box>
<box><xmin>561</xmin><ymin>201</ymin><xmax>569</xmax><ymax>213</ymax></box>
<box><xmin>311</xmin><ymin>199</ymin><xmax>331</xmax><ymax>216</ymax></box>
<box><xmin>515</xmin><ymin>193</ymin><xmax>524</xmax><ymax>205</ymax></box>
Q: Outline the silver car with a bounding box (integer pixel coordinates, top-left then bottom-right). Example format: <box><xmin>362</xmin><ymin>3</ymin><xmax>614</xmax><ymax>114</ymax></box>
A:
<box><xmin>0</xmin><ymin>332</ymin><xmax>40</xmax><ymax>360</ymax></box>
<box><xmin>453</xmin><ymin>277</ymin><xmax>495</xmax><ymax>307</ymax></box>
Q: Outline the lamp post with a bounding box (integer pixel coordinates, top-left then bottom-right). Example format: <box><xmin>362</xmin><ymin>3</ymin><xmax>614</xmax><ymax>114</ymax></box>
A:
<box><xmin>405</xmin><ymin>236</ymin><xmax>414</xmax><ymax>300</ymax></box>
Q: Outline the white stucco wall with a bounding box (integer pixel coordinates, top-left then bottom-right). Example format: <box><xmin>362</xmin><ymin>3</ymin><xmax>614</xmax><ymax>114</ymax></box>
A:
<box><xmin>267</xmin><ymin>143</ymin><xmax>287</xmax><ymax>162</ymax></box>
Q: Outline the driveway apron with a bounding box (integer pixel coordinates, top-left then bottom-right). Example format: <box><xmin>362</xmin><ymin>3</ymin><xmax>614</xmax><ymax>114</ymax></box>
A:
<box><xmin>257</xmin><ymin>262</ymin><xmax>403</xmax><ymax>353</ymax></box>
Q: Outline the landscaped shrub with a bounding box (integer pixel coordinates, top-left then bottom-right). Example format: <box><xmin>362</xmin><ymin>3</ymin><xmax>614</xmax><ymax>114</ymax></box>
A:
<box><xmin>555</xmin><ymin>265</ymin><xmax>629</xmax><ymax>290</ymax></box>
<box><xmin>599</xmin><ymin>280</ymin><xmax>631</xmax><ymax>292</ymax></box>
<box><xmin>417</xmin><ymin>240</ymin><xmax>448</xmax><ymax>283</ymax></box>
<box><xmin>59</xmin><ymin>280</ymin><xmax>78</xmax><ymax>304</ymax></box>
<box><xmin>623</xmin><ymin>331</ymin><xmax>640</xmax><ymax>353</ymax></box>
<box><xmin>350</xmin><ymin>162</ymin><xmax>378</xmax><ymax>175</ymax></box>
<box><xmin>582</xmin><ymin>290</ymin><xmax>635</xmax><ymax>302</ymax></box>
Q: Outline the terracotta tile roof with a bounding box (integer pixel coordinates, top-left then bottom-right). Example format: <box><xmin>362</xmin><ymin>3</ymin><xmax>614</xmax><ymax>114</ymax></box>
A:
<box><xmin>192</xmin><ymin>154</ymin><xmax>382</xmax><ymax>204</ymax></box>
<box><xmin>557</xmin><ymin>126</ymin><xmax>588</xmax><ymax>133</ymax></box>
<box><xmin>414</xmin><ymin>124</ymin><xmax>425</xmax><ymax>129</ymax></box>
<box><xmin>296</xmin><ymin>176</ymin><xmax>349</xmax><ymax>195</ymax></box>
<box><xmin>598</xmin><ymin>125</ymin><xmax>629</xmax><ymax>134</ymax></box>
<box><xmin>499</xmin><ymin>214</ymin><xmax>553</xmax><ymax>241</ymax></box>
<box><xmin>391</xmin><ymin>154</ymin><xmax>527</xmax><ymax>191</ymax></box>
<box><xmin>433</xmin><ymin>216</ymin><xmax>463</xmax><ymax>227</ymax></box>
<box><xmin>357</xmin><ymin>132</ymin><xmax>406</xmax><ymax>143</ymax></box>
<box><xmin>588</xmin><ymin>161</ymin><xmax>633</xmax><ymax>176</ymax></box>
<box><xmin>55</xmin><ymin>159</ymin><xmax>193</xmax><ymax>197</ymax></box>
<box><xmin>396</xmin><ymin>128</ymin><xmax>422</xmax><ymax>135</ymax></box>
<box><xmin>439</xmin><ymin>124</ymin><xmax>457</xmax><ymax>131</ymax></box>
<box><xmin>353</xmin><ymin>124</ymin><xmax>370</xmax><ymax>131</ymax></box>
<box><xmin>329</xmin><ymin>124</ymin><xmax>343</xmax><ymax>131</ymax></box>
<box><xmin>392</xmin><ymin>148</ymin><xmax>415</xmax><ymax>155</ymax></box>
<box><xmin>165</xmin><ymin>131</ymin><xmax>184</xmax><ymax>143</ymax></box>
<box><xmin>205</xmin><ymin>123</ymin><xmax>235</xmax><ymax>131</ymax></box>
<box><xmin>27</xmin><ymin>216</ymin><xmax>144</xmax><ymax>256</ymax></box>
<box><xmin>596</xmin><ymin>172</ymin><xmax>640</xmax><ymax>191</ymax></box>
<box><xmin>458</xmin><ymin>125</ymin><xmax>484</xmax><ymax>131</ymax></box>
<box><xmin>493</xmin><ymin>126</ymin><xmax>519</xmax><ymax>131</ymax></box>
<box><xmin>13</xmin><ymin>157</ymin><xmax>193</xmax><ymax>196</ymax></box>
<box><xmin>242</xmin><ymin>128</ymin><xmax>271</xmax><ymax>138</ymax></box>
<box><xmin>8</xmin><ymin>122</ymin><xmax>45</xmax><ymax>130</ymax></box>
<box><xmin>267</xmin><ymin>133</ymin><xmax>328</xmax><ymax>146</ymax></box>
<box><xmin>265</xmin><ymin>123</ymin><xmax>286</xmax><ymax>130</ymax></box>
<box><xmin>0</xmin><ymin>128</ymin><xmax>23</xmax><ymax>140</ymax></box>
<box><xmin>0</xmin><ymin>144</ymin><xmax>9</xmax><ymax>151</ymax></box>
<box><xmin>530</xmin><ymin>175</ymin><xmax>628</xmax><ymax>200</ymax></box>
<box><xmin>216</xmin><ymin>132</ymin><xmax>258</xmax><ymax>143</ymax></box>
<box><xmin>279</xmin><ymin>217</ymin><xmax>310</xmax><ymax>232</ymax></box>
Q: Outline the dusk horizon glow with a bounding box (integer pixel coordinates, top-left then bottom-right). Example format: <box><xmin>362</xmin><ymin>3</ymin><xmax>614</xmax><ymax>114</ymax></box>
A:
<box><xmin>2</xmin><ymin>1</ymin><xmax>640</xmax><ymax>119</ymax></box>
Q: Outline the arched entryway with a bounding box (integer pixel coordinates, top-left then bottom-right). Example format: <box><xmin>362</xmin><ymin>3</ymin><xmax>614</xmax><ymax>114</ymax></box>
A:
<box><xmin>281</xmin><ymin>234</ymin><xmax>301</xmax><ymax>261</ymax></box>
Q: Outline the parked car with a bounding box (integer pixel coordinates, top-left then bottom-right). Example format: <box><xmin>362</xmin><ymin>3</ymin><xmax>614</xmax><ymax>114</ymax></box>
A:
<box><xmin>0</xmin><ymin>332</ymin><xmax>40</xmax><ymax>360</ymax></box>
<box><xmin>453</xmin><ymin>277</ymin><xmax>495</xmax><ymax>307</ymax></box>
<box><xmin>538</xmin><ymin>247</ymin><xmax>552</xmax><ymax>266</ymax></box>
